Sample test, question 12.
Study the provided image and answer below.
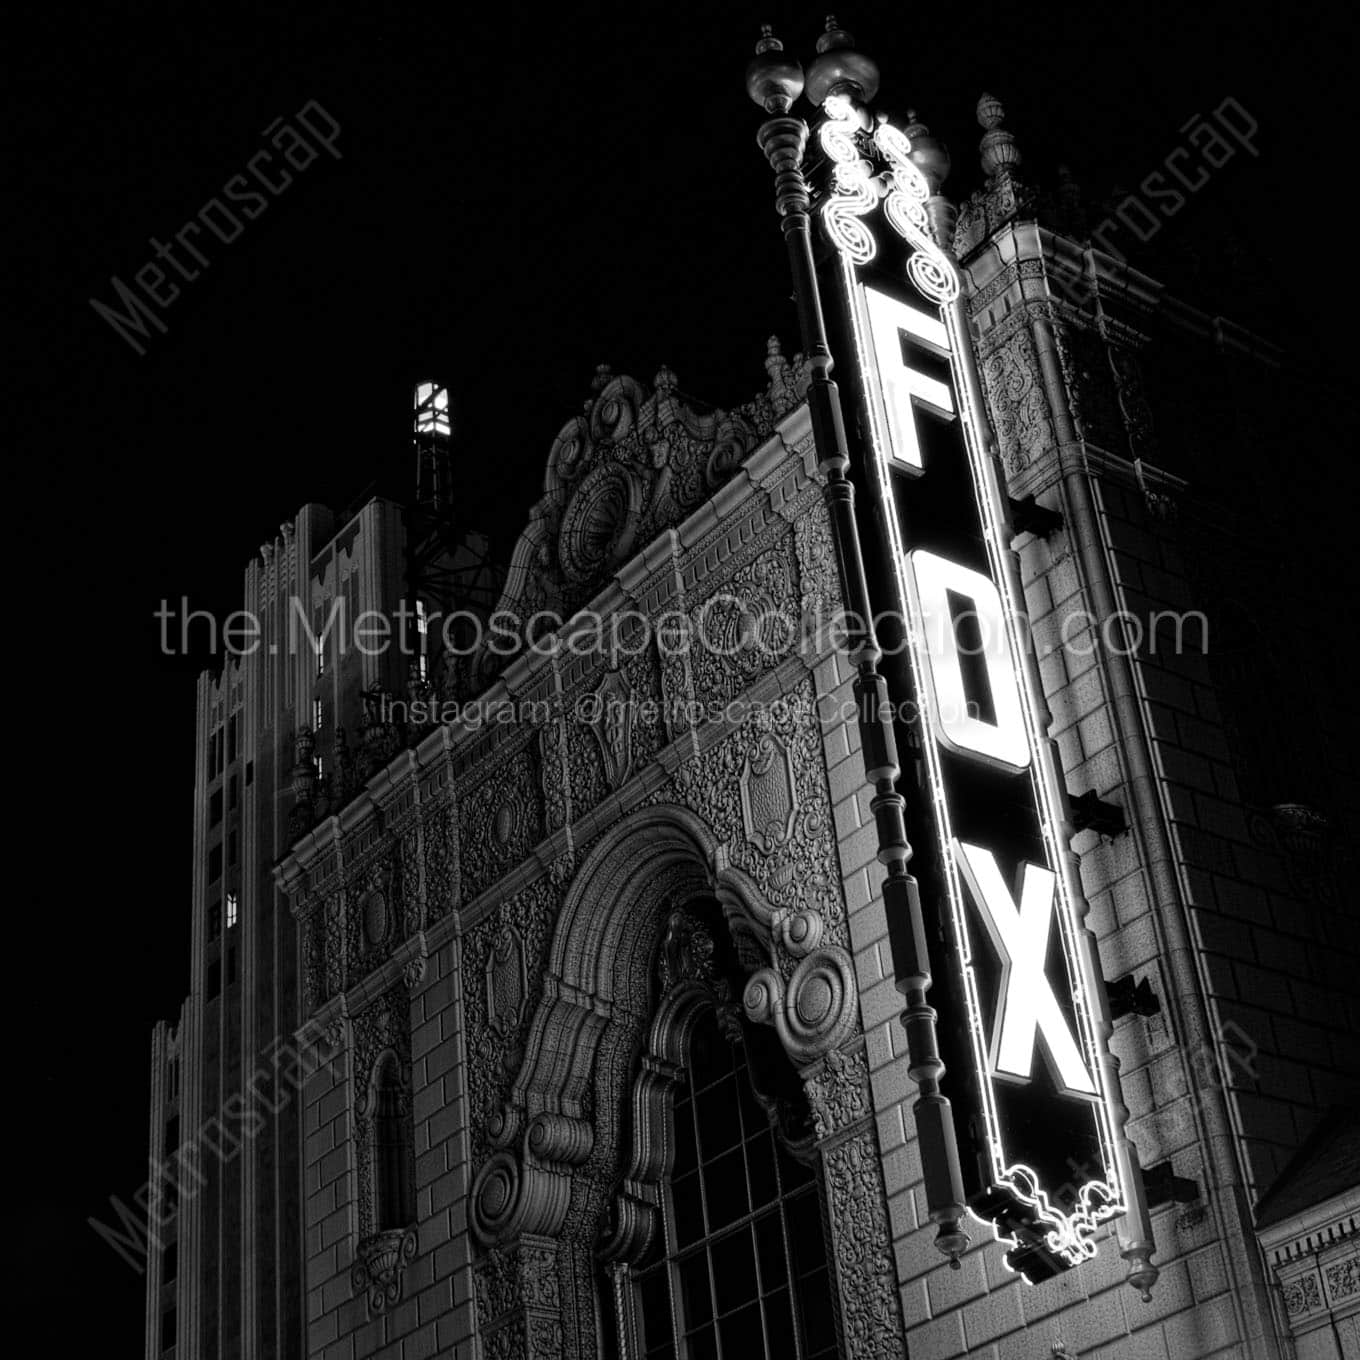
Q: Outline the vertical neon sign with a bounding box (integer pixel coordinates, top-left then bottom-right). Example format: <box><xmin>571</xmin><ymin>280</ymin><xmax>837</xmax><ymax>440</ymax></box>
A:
<box><xmin>818</xmin><ymin>94</ymin><xmax>1148</xmax><ymax>1282</ymax></box>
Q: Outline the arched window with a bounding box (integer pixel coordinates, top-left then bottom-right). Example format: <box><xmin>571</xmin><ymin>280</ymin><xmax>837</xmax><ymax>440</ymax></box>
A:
<box><xmin>627</xmin><ymin>1006</ymin><xmax>838</xmax><ymax>1359</ymax></box>
<box><xmin>372</xmin><ymin>1053</ymin><xmax>414</xmax><ymax>1232</ymax></box>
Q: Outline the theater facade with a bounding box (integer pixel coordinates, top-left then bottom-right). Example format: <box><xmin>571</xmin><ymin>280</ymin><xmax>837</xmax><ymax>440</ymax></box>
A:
<box><xmin>149</xmin><ymin>28</ymin><xmax>1358</xmax><ymax>1360</ymax></box>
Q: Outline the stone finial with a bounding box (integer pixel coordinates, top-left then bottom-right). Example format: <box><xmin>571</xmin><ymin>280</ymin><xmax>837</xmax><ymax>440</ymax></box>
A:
<box><xmin>902</xmin><ymin>108</ymin><xmax>951</xmax><ymax>194</ymax></box>
<box><xmin>977</xmin><ymin>92</ymin><xmax>1022</xmax><ymax>181</ymax></box>
<box><xmin>591</xmin><ymin>362</ymin><xmax>613</xmax><ymax>393</ymax></box>
<box><xmin>653</xmin><ymin>363</ymin><xmax>677</xmax><ymax>394</ymax></box>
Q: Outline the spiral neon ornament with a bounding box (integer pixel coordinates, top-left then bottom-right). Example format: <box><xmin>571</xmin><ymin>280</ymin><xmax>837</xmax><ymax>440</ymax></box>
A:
<box><xmin>817</xmin><ymin>102</ymin><xmax>959</xmax><ymax>305</ymax></box>
<box><xmin>874</xmin><ymin>121</ymin><xmax>959</xmax><ymax>304</ymax></box>
<box><xmin>818</xmin><ymin>95</ymin><xmax>880</xmax><ymax>265</ymax></box>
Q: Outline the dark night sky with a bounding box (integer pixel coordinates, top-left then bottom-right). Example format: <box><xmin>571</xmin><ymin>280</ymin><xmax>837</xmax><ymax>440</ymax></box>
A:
<box><xmin>12</xmin><ymin>2</ymin><xmax>1348</xmax><ymax>1352</ymax></box>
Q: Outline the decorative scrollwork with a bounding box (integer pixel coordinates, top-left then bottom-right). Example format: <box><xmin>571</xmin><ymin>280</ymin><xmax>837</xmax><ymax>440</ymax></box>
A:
<box><xmin>742</xmin><ymin>947</ymin><xmax>857</xmax><ymax>1064</ymax></box>
<box><xmin>350</xmin><ymin>1226</ymin><xmax>418</xmax><ymax>1316</ymax></box>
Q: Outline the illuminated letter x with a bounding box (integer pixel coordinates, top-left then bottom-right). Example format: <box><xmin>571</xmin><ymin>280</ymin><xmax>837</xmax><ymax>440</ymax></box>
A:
<box><xmin>956</xmin><ymin>841</ymin><xmax>1097</xmax><ymax>1097</ymax></box>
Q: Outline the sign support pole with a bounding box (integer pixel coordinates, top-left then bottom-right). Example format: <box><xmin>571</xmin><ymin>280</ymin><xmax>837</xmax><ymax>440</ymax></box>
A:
<box><xmin>746</xmin><ymin>26</ymin><xmax>970</xmax><ymax>1267</ymax></box>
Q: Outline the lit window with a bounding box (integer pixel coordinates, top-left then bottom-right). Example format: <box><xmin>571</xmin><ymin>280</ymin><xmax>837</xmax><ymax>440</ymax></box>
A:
<box><xmin>315</xmin><ymin>637</ymin><xmax>325</xmax><ymax>676</ymax></box>
<box><xmin>625</xmin><ymin>1008</ymin><xmax>837</xmax><ymax>1359</ymax></box>
<box><xmin>416</xmin><ymin>654</ymin><xmax>428</xmax><ymax>682</ymax></box>
<box><xmin>313</xmin><ymin>697</ymin><xmax>323</xmax><ymax>733</ymax></box>
<box><xmin>226</xmin><ymin>892</ymin><xmax>238</xmax><ymax>930</ymax></box>
<box><xmin>414</xmin><ymin>381</ymin><xmax>451</xmax><ymax>437</ymax></box>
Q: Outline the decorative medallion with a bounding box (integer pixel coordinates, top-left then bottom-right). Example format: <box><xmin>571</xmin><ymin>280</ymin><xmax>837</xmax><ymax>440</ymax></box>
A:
<box><xmin>361</xmin><ymin>889</ymin><xmax>389</xmax><ymax>948</ymax></box>
<box><xmin>486</xmin><ymin>924</ymin><xmax>527</xmax><ymax>1039</ymax></box>
<box><xmin>740</xmin><ymin>732</ymin><xmax>798</xmax><ymax>854</ymax></box>
<box><xmin>588</xmin><ymin>668</ymin><xmax>635</xmax><ymax>790</ymax></box>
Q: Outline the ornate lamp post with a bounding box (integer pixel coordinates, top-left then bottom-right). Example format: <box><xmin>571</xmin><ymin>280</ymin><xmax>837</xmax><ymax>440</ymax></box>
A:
<box><xmin>745</xmin><ymin>21</ymin><xmax>971</xmax><ymax>1268</ymax></box>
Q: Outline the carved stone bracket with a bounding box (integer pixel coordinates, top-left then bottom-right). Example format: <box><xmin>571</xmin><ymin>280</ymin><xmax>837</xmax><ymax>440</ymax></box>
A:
<box><xmin>742</xmin><ymin>946</ymin><xmax>857</xmax><ymax>1064</ymax></box>
<box><xmin>351</xmin><ymin>1225</ymin><xmax>418</xmax><ymax>1316</ymax></box>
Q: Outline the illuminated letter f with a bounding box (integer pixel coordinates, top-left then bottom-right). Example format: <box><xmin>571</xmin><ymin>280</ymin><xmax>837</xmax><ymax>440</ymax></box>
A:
<box><xmin>956</xmin><ymin>841</ymin><xmax>1097</xmax><ymax>1097</ymax></box>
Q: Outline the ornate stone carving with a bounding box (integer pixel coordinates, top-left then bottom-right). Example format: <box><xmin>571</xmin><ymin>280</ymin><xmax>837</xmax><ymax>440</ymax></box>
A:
<box><xmin>302</xmin><ymin>894</ymin><xmax>345</xmax><ymax>1015</ymax></box>
<box><xmin>803</xmin><ymin>1044</ymin><xmax>871</xmax><ymax>1140</ymax></box>
<box><xmin>346</xmin><ymin>855</ymin><xmax>396</xmax><ymax>975</ymax></box>
<box><xmin>980</xmin><ymin>325</ymin><xmax>1055</xmax><ymax>477</ymax></box>
<box><xmin>421</xmin><ymin>798</ymin><xmax>458</xmax><ymax>923</ymax></box>
<box><xmin>794</xmin><ymin>498</ymin><xmax>841</xmax><ymax>629</ymax></box>
<box><xmin>461</xmin><ymin>748</ymin><xmax>543</xmax><ymax>902</ymax></box>
<box><xmin>1284</xmin><ymin>1271</ymin><xmax>1323</xmax><ymax>1316</ymax></box>
<box><xmin>401</xmin><ymin>952</ymin><xmax>427</xmax><ymax>991</ymax></box>
<box><xmin>350</xmin><ymin>1226</ymin><xmax>418</xmax><ymax>1316</ymax></box>
<box><xmin>463</xmin><ymin>879</ymin><xmax>559</xmax><ymax>1163</ymax></box>
<box><xmin>586</xmin><ymin>668</ymin><xmax>634</xmax><ymax>790</ymax></box>
<box><xmin>674</xmin><ymin>681</ymin><xmax>845</xmax><ymax>949</ymax></box>
<box><xmin>740</xmin><ymin>732</ymin><xmax>799</xmax><ymax>853</ymax></box>
<box><xmin>952</xmin><ymin>94</ymin><xmax>1039</xmax><ymax>258</ymax></box>
<box><xmin>742</xmin><ymin>947</ymin><xmax>858</xmax><ymax>1064</ymax></box>
<box><xmin>322</xmin><ymin>1005</ymin><xmax>348</xmax><ymax>1053</ymax></box>
<box><xmin>474</xmin><ymin>1238</ymin><xmax>563</xmax><ymax>1360</ymax></box>
<box><xmin>656</xmin><ymin>909</ymin><xmax>725</xmax><ymax>995</ymax></box>
<box><xmin>487</xmin><ymin>924</ymin><xmax>528</xmax><ymax>1038</ymax></box>
<box><xmin>822</xmin><ymin>1128</ymin><xmax>907</xmax><ymax>1358</ymax></box>
<box><xmin>764</xmin><ymin>335</ymin><xmax>811</xmax><ymax>418</ymax></box>
<box><xmin>559</xmin><ymin>463</ymin><xmax>646</xmax><ymax>585</ymax></box>
<box><xmin>557</xmin><ymin>643</ymin><xmax>669</xmax><ymax>829</ymax></box>
<box><xmin>453</xmin><ymin>358</ymin><xmax>797</xmax><ymax>699</ymax></box>
<box><xmin>398</xmin><ymin>824</ymin><xmax>423</xmax><ymax>935</ymax></box>
<box><xmin>1108</xmin><ymin>342</ymin><xmax>1157</xmax><ymax>463</ymax></box>
<box><xmin>1052</xmin><ymin>321</ymin><xmax>1125</xmax><ymax>451</ymax></box>
<box><xmin>687</xmin><ymin>543</ymin><xmax>800</xmax><ymax>706</ymax></box>
<box><xmin>1325</xmin><ymin>1254</ymin><xmax>1359</xmax><ymax>1303</ymax></box>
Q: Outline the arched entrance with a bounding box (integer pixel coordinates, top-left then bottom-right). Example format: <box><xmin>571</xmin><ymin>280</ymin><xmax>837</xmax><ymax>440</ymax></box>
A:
<box><xmin>467</xmin><ymin>804</ymin><xmax>905</xmax><ymax>1359</ymax></box>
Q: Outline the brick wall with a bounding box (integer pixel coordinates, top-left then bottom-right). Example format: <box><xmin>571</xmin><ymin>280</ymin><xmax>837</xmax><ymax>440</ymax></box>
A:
<box><xmin>302</xmin><ymin>934</ymin><xmax>476</xmax><ymax>1359</ymax></box>
<box><xmin>813</xmin><ymin>472</ymin><xmax>1297</xmax><ymax>1356</ymax></box>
